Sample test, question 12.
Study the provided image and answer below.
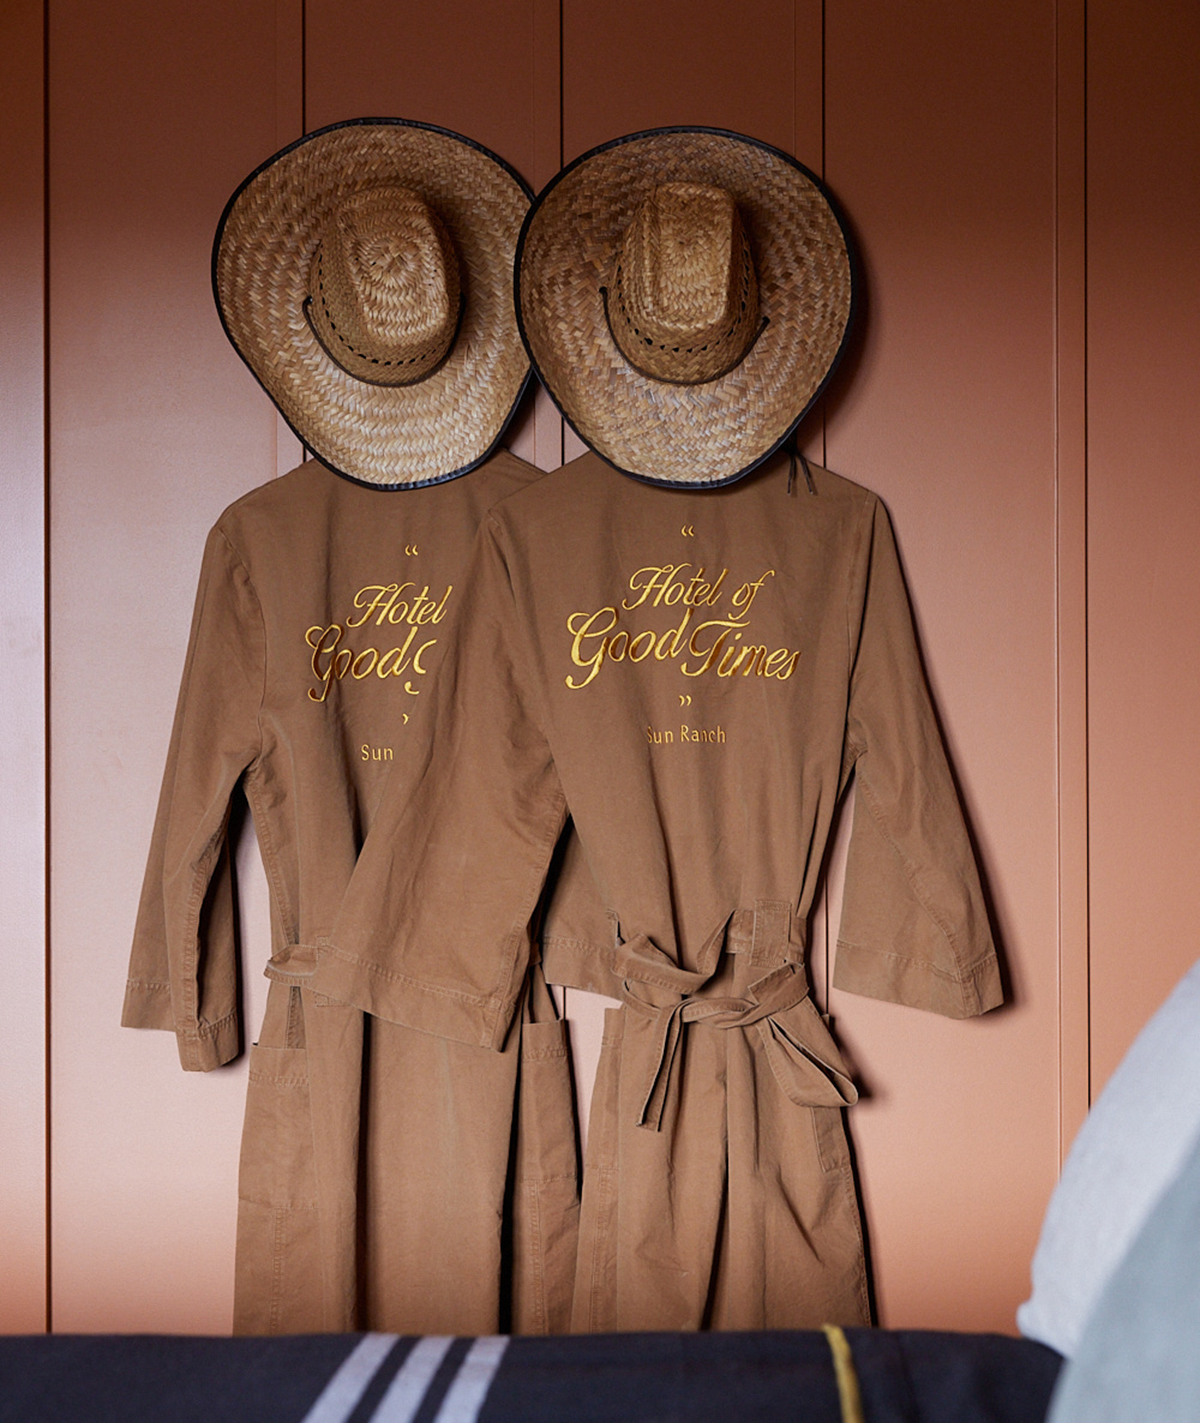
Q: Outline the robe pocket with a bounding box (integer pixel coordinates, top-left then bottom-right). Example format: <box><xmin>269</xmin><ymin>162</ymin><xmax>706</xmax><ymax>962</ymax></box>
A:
<box><xmin>518</xmin><ymin>1019</ymin><xmax>580</xmax><ymax>1183</ymax></box>
<box><xmin>810</xmin><ymin>1104</ymin><xmax>854</xmax><ymax>1176</ymax></box>
<box><xmin>513</xmin><ymin>1018</ymin><xmax>581</xmax><ymax>1334</ymax></box>
<box><xmin>238</xmin><ymin>1044</ymin><xmax>318</xmax><ymax>1210</ymax></box>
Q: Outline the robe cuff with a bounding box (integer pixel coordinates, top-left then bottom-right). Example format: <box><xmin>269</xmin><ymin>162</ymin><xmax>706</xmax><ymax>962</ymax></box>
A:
<box><xmin>832</xmin><ymin>939</ymin><xmax>1004</xmax><ymax>1019</ymax></box>
<box><xmin>540</xmin><ymin>934</ymin><xmax>616</xmax><ymax>997</ymax></box>
<box><xmin>123</xmin><ymin>982</ymin><xmax>241</xmax><ymax>1072</ymax></box>
<box><xmin>310</xmin><ymin>942</ymin><xmax>521</xmax><ymax>1051</ymax></box>
<box><xmin>172</xmin><ymin>1009</ymin><xmax>241</xmax><ymax>1072</ymax></box>
<box><xmin>120</xmin><ymin>977</ymin><xmax>175</xmax><ymax>1031</ymax></box>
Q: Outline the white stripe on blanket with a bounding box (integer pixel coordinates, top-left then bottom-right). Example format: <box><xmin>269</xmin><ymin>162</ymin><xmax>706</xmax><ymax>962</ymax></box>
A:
<box><xmin>301</xmin><ymin>1333</ymin><xmax>399</xmax><ymax>1423</ymax></box>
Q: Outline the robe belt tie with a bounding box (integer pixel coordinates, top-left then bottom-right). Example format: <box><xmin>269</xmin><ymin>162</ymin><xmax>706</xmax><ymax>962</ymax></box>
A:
<box><xmin>612</xmin><ymin>905</ymin><xmax>858</xmax><ymax>1131</ymax></box>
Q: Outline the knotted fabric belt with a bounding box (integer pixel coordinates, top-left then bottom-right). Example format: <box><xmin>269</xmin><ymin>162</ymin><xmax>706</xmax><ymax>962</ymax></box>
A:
<box><xmin>612</xmin><ymin>901</ymin><xmax>858</xmax><ymax>1131</ymax></box>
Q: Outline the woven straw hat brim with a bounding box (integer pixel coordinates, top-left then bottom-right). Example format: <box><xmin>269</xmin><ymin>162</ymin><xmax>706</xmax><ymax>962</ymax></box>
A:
<box><xmin>516</xmin><ymin>127</ymin><xmax>854</xmax><ymax>488</ymax></box>
<box><xmin>214</xmin><ymin>119</ymin><xmax>532</xmax><ymax>489</ymax></box>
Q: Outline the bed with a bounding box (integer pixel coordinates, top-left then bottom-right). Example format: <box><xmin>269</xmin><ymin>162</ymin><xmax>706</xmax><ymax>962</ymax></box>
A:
<box><xmin>0</xmin><ymin>1327</ymin><xmax>1062</xmax><ymax>1423</ymax></box>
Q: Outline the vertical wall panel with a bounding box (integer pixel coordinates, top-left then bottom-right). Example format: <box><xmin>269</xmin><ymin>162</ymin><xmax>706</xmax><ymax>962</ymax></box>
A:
<box><xmin>0</xmin><ymin>0</ymin><xmax>48</xmax><ymax>1335</ymax></box>
<box><xmin>305</xmin><ymin>0</ymin><xmax>563</xmax><ymax>474</ymax></box>
<box><xmin>273</xmin><ymin>0</ymin><xmax>307</xmax><ymax>476</ymax></box>
<box><xmin>563</xmin><ymin>0</ymin><xmax>798</xmax><ymax>161</ymax></box>
<box><xmin>528</xmin><ymin>0</ymin><xmax>568</xmax><ymax>473</ymax></box>
<box><xmin>1088</xmin><ymin>0</ymin><xmax>1200</xmax><ymax>1092</ymax></box>
<box><xmin>824</xmin><ymin>0</ymin><xmax>1060</xmax><ymax>1330</ymax></box>
<box><xmin>1054</xmin><ymin>0</ymin><xmax>1090</xmax><ymax>1157</ymax></box>
<box><xmin>49</xmin><ymin>0</ymin><xmax>296</xmax><ymax>1331</ymax></box>
<box><xmin>306</xmin><ymin>0</ymin><xmax>540</xmax><ymax>175</ymax></box>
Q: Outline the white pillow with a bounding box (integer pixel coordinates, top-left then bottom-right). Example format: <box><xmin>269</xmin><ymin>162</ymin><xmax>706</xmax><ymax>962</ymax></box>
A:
<box><xmin>1017</xmin><ymin>955</ymin><xmax>1200</xmax><ymax>1357</ymax></box>
<box><xmin>1045</xmin><ymin>1121</ymin><xmax>1200</xmax><ymax>1422</ymax></box>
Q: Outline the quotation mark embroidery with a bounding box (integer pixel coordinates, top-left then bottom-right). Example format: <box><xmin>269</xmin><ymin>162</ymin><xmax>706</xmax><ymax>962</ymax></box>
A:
<box><xmin>681</xmin><ymin>525</ymin><xmax>696</xmax><ymax>537</ymax></box>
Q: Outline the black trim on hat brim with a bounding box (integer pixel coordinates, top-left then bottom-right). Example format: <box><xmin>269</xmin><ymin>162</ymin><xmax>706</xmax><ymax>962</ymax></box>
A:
<box><xmin>212</xmin><ymin>116</ymin><xmax>535</xmax><ymax>491</ymax></box>
<box><xmin>253</xmin><ymin>367</ymin><xmax>535</xmax><ymax>494</ymax></box>
<box><xmin>514</xmin><ymin>124</ymin><xmax>859</xmax><ymax>492</ymax></box>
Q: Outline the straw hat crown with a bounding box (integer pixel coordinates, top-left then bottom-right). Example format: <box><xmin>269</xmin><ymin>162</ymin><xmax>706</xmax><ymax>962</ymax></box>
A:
<box><xmin>607</xmin><ymin>182</ymin><xmax>760</xmax><ymax>385</ymax></box>
<box><xmin>307</xmin><ymin>186</ymin><xmax>463</xmax><ymax>386</ymax></box>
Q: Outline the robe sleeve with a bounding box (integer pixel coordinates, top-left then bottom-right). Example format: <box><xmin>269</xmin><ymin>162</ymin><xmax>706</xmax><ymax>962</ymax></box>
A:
<box><xmin>832</xmin><ymin>497</ymin><xmax>1003</xmax><ymax>1018</ymax></box>
<box><xmin>121</xmin><ymin>524</ymin><xmax>266</xmax><ymax>1070</ymax></box>
<box><xmin>313</xmin><ymin>515</ymin><xmax>568</xmax><ymax>1049</ymax></box>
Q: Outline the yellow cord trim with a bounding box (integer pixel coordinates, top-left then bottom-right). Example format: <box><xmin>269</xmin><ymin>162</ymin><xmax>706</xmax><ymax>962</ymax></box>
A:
<box><xmin>822</xmin><ymin>1324</ymin><xmax>865</xmax><ymax>1423</ymax></box>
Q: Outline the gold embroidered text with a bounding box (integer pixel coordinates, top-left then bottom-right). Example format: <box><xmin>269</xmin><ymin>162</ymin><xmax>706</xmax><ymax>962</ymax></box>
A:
<box><xmin>346</xmin><ymin>582</ymin><xmax>451</xmax><ymax>629</ymax></box>
<box><xmin>567</xmin><ymin>564</ymin><xmax>799</xmax><ymax>689</ymax></box>
<box><xmin>646</xmin><ymin>723</ymin><xmax>728</xmax><ymax>745</ymax></box>
<box><xmin>306</xmin><ymin>580</ymin><xmax>453</xmax><ymax>703</ymax></box>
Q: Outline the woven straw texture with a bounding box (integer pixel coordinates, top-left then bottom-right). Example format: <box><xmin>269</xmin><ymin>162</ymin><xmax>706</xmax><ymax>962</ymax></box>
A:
<box><xmin>518</xmin><ymin>129</ymin><xmax>852</xmax><ymax>486</ymax></box>
<box><xmin>607</xmin><ymin>183</ymin><xmax>761</xmax><ymax>385</ymax></box>
<box><xmin>215</xmin><ymin>121</ymin><xmax>530</xmax><ymax>488</ymax></box>
<box><xmin>305</xmin><ymin>187</ymin><xmax>462</xmax><ymax>386</ymax></box>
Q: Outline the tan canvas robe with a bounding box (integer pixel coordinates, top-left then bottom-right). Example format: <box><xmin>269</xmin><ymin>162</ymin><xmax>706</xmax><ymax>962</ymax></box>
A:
<box><xmin>122</xmin><ymin>452</ymin><xmax>579</xmax><ymax>1335</ymax></box>
<box><xmin>312</xmin><ymin>449</ymin><xmax>1004</xmax><ymax>1330</ymax></box>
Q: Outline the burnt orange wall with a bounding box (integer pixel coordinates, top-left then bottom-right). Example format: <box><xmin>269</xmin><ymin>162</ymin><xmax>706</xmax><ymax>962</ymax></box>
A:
<box><xmin>820</xmin><ymin>0</ymin><xmax>1062</xmax><ymax>1329</ymax></box>
<box><xmin>3</xmin><ymin>0</ymin><xmax>1197</xmax><ymax>1336</ymax></box>
<box><xmin>1087</xmin><ymin>0</ymin><xmax>1200</xmax><ymax>1094</ymax></box>
<box><xmin>1</xmin><ymin>0</ymin><xmax>49</xmax><ymax>1337</ymax></box>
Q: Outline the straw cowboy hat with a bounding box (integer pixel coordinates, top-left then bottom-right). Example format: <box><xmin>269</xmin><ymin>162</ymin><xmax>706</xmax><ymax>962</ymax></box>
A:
<box><xmin>516</xmin><ymin>127</ymin><xmax>855</xmax><ymax>487</ymax></box>
<box><xmin>214</xmin><ymin>118</ymin><xmax>533</xmax><ymax>488</ymax></box>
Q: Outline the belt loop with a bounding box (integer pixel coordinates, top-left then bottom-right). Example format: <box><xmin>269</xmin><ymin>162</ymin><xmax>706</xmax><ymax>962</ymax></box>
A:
<box><xmin>750</xmin><ymin>899</ymin><xmax>792</xmax><ymax>970</ymax></box>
